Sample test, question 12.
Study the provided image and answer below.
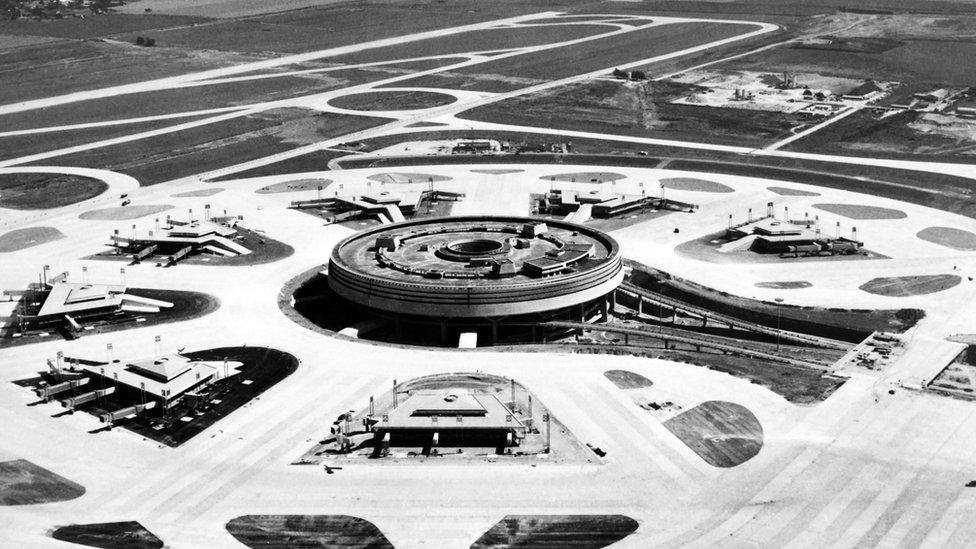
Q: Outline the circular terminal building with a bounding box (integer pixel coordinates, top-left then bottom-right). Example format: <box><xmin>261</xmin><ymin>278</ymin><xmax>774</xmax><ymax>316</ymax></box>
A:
<box><xmin>327</xmin><ymin>216</ymin><xmax>623</xmax><ymax>345</ymax></box>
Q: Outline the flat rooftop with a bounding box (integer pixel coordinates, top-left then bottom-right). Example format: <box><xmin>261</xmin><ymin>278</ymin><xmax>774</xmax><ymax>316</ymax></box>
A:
<box><xmin>79</xmin><ymin>354</ymin><xmax>236</xmax><ymax>399</ymax></box>
<box><xmin>37</xmin><ymin>282</ymin><xmax>127</xmax><ymax>317</ymax></box>
<box><xmin>384</xmin><ymin>392</ymin><xmax>525</xmax><ymax>430</ymax></box>
<box><xmin>335</xmin><ymin>218</ymin><xmax>614</xmax><ymax>287</ymax></box>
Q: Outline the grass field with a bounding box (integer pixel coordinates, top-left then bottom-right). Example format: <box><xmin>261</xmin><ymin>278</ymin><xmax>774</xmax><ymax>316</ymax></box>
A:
<box><xmin>755</xmin><ymin>281</ymin><xmax>813</xmax><ymax>289</ymax></box>
<box><xmin>422</xmin><ymin>22</ymin><xmax>758</xmax><ymax>93</ymax></box>
<box><xmin>813</xmin><ymin>203</ymin><xmax>907</xmax><ymax>220</ymax></box>
<box><xmin>0</xmin><ymin>33</ymin><xmax>60</xmax><ymax>50</ymax></box>
<box><xmin>171</xmin><ymin>187</ymin><xmax>223</xmax><ymax>197</ymax></box>
<box><xmin>51</xmin><ymin>522</ymin><xmax>163</xmax><ymax>549</ymax></box>
<box><xmin>209</xmin><ymin>149</ymin><xmax>348</xmax><ymax>181</ymax></box>
<box><xmin>0</xmin><ymin>459</ymin><xmax>84</xmax><ymax>505</ymax></box>
<box><xmin>0</xmin><ymin>15</ymin><xmax>207</xmax><ymax>40</ymax></box>
<box><xmin>0</xmin><ymin>115</ymin><xmax>217</xmax><ymax>162</ymax></box>
<box><xmin>79</xmin><ymin>204</ymin><xmax>173</xmax><ymax>220</ymax></box>
<box><xmin>328</xmin><ymin>24</ymin><xmax>611</xmax><ymax>64</ymax></box>
<box><xmin>0</xmin><ymin>173</ymin><xmax>107</xmax><ymax>209</ymax></box>
<box><xmin>329</xmin><ymin>90</ymin><xmax>456</xmax><ymax>111</ymax></box>
<box><xmin>768</xmin><ymin>186</ymin><xmax>820</xmax><ymax>197</ymax></box>
<box><xmin>0</xmin><ymin>41</ymin><xmax>269</xmax><ymax>106</ymax></box>
<box><xmin>663</xmin><ymin>400</ymin><xmax>763</xmax><ymax>467</ymax></box>
<box><xmin>459</xmin><ymin>79</ymin><xmax>806</xmax><ymax>147</ymax></box>
<box><xmin>133</xmin><ymin>4</ymin><xmax>596</xmax><ymax>55</ymax></box>
<box><xmin>226</xmin><ymin>515</ymin><xmax>393</xmax><ymax>549</ymax></box>
<box><xmin>604</xmin><ymin>369</ymin><xmax>653</xmax><ymax>389</ymax></box>
<box><xmin>0</xmin><ymin>227</ymin><xmax>65</xmax><ymax>253</ymax></box>
<box><xmin>661</xmin><ymin>177</ymin><xmax>734</xmax><ymax>193</ymax></box>
<box><xmin>917</xmin><ymin>227</ymin><xmax>976</xmax><ymax>251</ymax></box>
<box><xmin>726</xmin><ymin>39</ymin><xmax>976</xmax><ymax>86</ymax></box>
<box><xmin>470</xmin><ymin>515</ymin><xmax>639</xmax><ymax>549</ymax></box>
<box><xmin>860</xmin><ymin>274</ymin><xmax>962</xmax><ymax>297</ymax></box>
<box><xmin>25</xmin><ymin>110</ymin><xmax>388</xmax><ymax>186</ymax></box>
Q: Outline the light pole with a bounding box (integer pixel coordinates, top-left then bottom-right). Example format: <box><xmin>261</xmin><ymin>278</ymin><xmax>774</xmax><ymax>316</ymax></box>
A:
<box><xmin>774</xmin><ymin>297</ymin><xmax>784</xmax><ymax>350</ymax></box>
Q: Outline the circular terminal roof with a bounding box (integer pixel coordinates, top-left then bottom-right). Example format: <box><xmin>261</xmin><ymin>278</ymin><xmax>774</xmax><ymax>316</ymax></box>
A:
<box><xmin>328</xmin><ymin>216</ymin><xmax>623</xmax><ymax>317</ymax></box>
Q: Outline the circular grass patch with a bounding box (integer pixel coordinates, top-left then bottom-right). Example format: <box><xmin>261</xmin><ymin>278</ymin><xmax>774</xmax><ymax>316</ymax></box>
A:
<box><xmin>767</xmin><ymin>186</ymin><xmax>820</xmax><ymax>197</ymax></box>
<box><xmin>0</xmin><ymin>226</ymin><xmax>65</xmax><ymax>253</ymax></box>
<box><xmin>860</xmin><ymin>274</ymin><xmax>961</xmax><ymax>297</ymax></box>
<box><xmin>917</xmin><ymin>226</ymin><xmax>976</xmax><ymax>251</ymax></box>
<box><xmin>0</xmin><ymin>173</ymin><xmax>107</xmax><ymax>210</ymax></box>
<box><xmin>813</xmin><ymin>203</ymin><xmax>907</xmax><ymax>220</ymax></box>
<box><xmin>328</xmin><ymin>90</ymin><xmax>456</xmax><ymax>111</ymax></box>
<box><xmin>79</xmin><ymin>205</ymin><xmax>173</xmax><ymax>221</ymax></box>
<box><xmin>660</xmin><ymin>177</ymin><xmax>734</xmax><ymax>193</ymax></box>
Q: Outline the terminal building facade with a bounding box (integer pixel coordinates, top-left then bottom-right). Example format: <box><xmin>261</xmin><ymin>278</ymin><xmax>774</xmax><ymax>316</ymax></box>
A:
<box><xmin>326</xmin><ymin>216</ymin><xmax>624</xmax><ymax>346</ymax></box>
